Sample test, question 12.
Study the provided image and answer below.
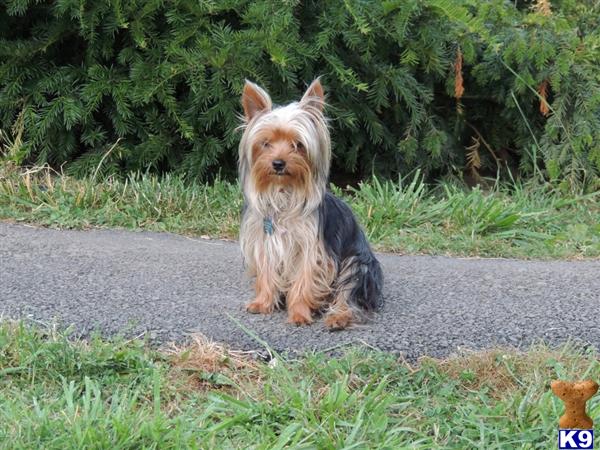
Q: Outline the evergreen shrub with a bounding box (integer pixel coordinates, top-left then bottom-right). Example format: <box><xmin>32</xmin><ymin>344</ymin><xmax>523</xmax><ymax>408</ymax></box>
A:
<box><xmin>1</xmin><ymin>0</ymin><xmax>598</xmax><ymax>190</ymax></box>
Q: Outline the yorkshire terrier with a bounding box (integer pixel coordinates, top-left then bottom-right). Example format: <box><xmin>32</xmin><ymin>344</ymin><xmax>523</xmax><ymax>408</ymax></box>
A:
<box><xmin>238</xmin><ymin>79</ymin><xmax>383</xmax><ymax>329</ymax></box>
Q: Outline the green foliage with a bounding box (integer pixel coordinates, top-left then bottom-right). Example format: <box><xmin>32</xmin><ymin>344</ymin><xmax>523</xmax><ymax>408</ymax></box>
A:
<box><xmin>0</xmin><ymin>0</ymin><xmax>599</xmax><ymax>189</ymax></box>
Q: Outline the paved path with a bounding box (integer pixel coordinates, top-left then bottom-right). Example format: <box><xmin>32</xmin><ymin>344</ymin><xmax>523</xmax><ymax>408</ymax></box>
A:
<box><xmin>2</xmin><ymin>222</ymin><xmax>599</xmax><ymax>359</ymax></box>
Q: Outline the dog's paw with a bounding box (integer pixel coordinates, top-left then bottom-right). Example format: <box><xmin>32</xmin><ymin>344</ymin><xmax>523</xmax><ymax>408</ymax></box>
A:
<box><xmin>324</xmin><ymin>311</ymin><xmax>352</xmax><ymax>331</ymax></box>
<box><xmin>287</xmin><ymin>307</ymin><xmax>313</xmax><ymax>326</ymax></box>
<box><xmin>246</xmin><ymin>299</ymin><xmax>274</xmax><ymax>314</ymax></box>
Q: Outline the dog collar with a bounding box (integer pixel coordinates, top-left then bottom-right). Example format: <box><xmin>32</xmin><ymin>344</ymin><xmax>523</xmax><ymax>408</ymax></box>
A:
<box><xmin>263</xmin><ymin>217</ymin><xmax>274</xmax><ymax>235</ymax></box>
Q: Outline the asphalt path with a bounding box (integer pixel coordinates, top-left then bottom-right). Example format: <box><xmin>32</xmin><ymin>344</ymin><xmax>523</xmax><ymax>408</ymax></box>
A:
<box><xmin>2</xmin><ymin>222</ymin><xmax>599</xmax><ymax>360</ymax></box>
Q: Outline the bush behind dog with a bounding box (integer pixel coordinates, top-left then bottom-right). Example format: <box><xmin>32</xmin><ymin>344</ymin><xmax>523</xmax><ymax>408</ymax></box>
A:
<box><xmin>1</xmin><ymin>0</ymin><xmax>599</xmax><ymax>191</ymax></box>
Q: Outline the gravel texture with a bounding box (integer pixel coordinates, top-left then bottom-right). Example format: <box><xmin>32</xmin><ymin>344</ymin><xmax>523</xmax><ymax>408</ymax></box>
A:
<box><xmin>2</xmin><ymin>222</ymin><xmax>599</xmax><ymax>359</ymax></box>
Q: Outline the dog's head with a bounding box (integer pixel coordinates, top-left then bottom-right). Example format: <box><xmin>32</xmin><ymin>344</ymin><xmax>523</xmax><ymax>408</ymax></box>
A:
<box><xmin>238</xmin><ymin>79</ymin><xmax>330</xmax><ymax>211</ymax></box>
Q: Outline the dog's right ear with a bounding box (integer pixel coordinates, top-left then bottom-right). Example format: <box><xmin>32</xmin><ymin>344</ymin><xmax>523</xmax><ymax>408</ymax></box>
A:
<box><xmin>300</xmin><ymin>78</ymin><xmax>325</xmax><ymax>113</ymax></box>
<box><xmin>242</xmin><ymin>80</ymin><xmax>272</xmax><ymax>121</ymax></box>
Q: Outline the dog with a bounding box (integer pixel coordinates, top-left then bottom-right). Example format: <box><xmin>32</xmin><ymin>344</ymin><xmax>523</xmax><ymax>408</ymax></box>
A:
<box><xmin>238</xmin><ymin>78</ymin><xmax>383</xmax><ymax>329</ymax></box>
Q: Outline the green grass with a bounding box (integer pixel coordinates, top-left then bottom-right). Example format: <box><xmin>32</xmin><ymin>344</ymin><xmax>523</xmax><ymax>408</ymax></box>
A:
<box><xmin>1</xmin><ymin>163</ymin><xmax>599</xmax><ymax>258</ymax></box>
<box><xmin>1</xmin><ymin>321</ymin><xmax>599</xmax><ymax>449</ymax></box>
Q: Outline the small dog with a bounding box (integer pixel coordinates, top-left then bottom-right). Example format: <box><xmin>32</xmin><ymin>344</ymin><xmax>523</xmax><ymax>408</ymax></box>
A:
<box><xmin>238</xmin><ymin>79</ymin><xmax>383</xmax><ymax>329</ymax></box>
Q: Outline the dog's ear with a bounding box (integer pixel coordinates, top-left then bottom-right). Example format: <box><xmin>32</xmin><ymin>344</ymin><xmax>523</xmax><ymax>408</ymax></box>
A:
<box><xmin>300</xmin><ymin>78</ymin><xmax>325</xmax><ymax>112</ymax></box>
<box><xmin>242</xmin><ymin>80</ymin><xmax>272</xmax><ymax>121</ymax></box>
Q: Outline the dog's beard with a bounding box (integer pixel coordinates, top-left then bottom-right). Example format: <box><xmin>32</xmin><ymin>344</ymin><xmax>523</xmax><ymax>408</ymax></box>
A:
<box><xmin>253</xmin><ymin>180</ymin><xmax>308</xmax><ymax>216</ymax></box>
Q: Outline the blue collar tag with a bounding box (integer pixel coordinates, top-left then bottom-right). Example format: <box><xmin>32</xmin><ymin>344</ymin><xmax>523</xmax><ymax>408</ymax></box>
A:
<box><xmin>263</xmin><ymin>217</ymin><xmax>274</xmax><ymax>235</ymax></box>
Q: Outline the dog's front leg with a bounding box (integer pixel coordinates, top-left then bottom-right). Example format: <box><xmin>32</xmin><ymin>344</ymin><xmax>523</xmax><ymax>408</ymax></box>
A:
<box><xmin>286</xmin><ymin>265</ymin><xmax>326</xmax><ymax>325</ymax></box>
<box><xmin>246</xmin><ymin>250</ymin><xmax>278</xmax><ymax>314</ymax></box>
<box><xmin>286</xmin><ymin>274</ymin><xmax>313</xmax><ymax>325</ymax></box>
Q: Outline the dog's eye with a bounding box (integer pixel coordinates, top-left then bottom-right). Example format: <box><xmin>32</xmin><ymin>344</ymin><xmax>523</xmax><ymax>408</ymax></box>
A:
<box><xmin>261</xmin><ymin>141</ymin><xmax>271</xmax><ymax>149</ymax></box>
<box><xmin>295</xmin><ymin>141</ymin><xmax>305</xmax><ymax>152</ymax></box>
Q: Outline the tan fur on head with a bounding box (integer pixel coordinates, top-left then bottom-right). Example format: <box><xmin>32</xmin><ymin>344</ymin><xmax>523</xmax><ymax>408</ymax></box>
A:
<box><xmin>250</xmin><ymin>127</ymin><xmax>312</xmax><ymax>194</ymax></box>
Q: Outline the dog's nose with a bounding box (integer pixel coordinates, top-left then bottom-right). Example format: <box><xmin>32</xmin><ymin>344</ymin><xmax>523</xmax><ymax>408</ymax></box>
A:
<box><xmin>272</xmin><ymin>159</ymin><xmax>286</xmax><ymax>172</ymax></box>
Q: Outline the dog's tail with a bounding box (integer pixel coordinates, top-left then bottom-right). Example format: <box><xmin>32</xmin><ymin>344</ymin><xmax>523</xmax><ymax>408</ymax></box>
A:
<box><xmin>349</xmin><ymin>251</ymin><xmax>384</xmax><ymax>311</ymax></box>
<box><xmin>336</xmin><ymin>250</ymin><xmax>383</xmax><ymax>313</ymax></box>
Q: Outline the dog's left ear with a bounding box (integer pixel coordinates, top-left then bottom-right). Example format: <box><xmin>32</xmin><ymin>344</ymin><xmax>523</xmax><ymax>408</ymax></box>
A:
<box><xmin>242</xmin><ymin>80</ymin><xmax>272</xmax><ymax>121</ymax></box>
<box><xmin>300</xmin><ymin>78</ymin><xmax>325</xmax><ymax>112</ymax></box>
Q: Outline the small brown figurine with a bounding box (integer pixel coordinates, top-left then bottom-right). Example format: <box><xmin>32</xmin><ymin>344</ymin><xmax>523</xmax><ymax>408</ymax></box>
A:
<box><xmin>551</xmin><ymin>380</ymin><xmax>598</xmax><ymax>429</ymax></box>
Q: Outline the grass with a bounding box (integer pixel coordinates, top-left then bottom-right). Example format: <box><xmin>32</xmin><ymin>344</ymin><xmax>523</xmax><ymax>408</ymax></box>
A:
<box><xmin>1</xmin><ymin>321</ymin><xmax>599</xmax><ymax>449</ymax></box>
<box><xmin>1</xmin><ymin>162</ymin><xmax>599</xmax><ymax>259</ymax></box>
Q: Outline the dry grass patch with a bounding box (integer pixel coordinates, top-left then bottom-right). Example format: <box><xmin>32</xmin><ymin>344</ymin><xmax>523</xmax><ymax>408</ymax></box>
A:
<box><xmin>429</xmin><ymin>344</ymin><xmax>599</xmax><ymax>399</ymax></box>
<box><xmin>165</xmin><ymin>334</ymin><xmax>263</xmax><ymax>396</ymax></box>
